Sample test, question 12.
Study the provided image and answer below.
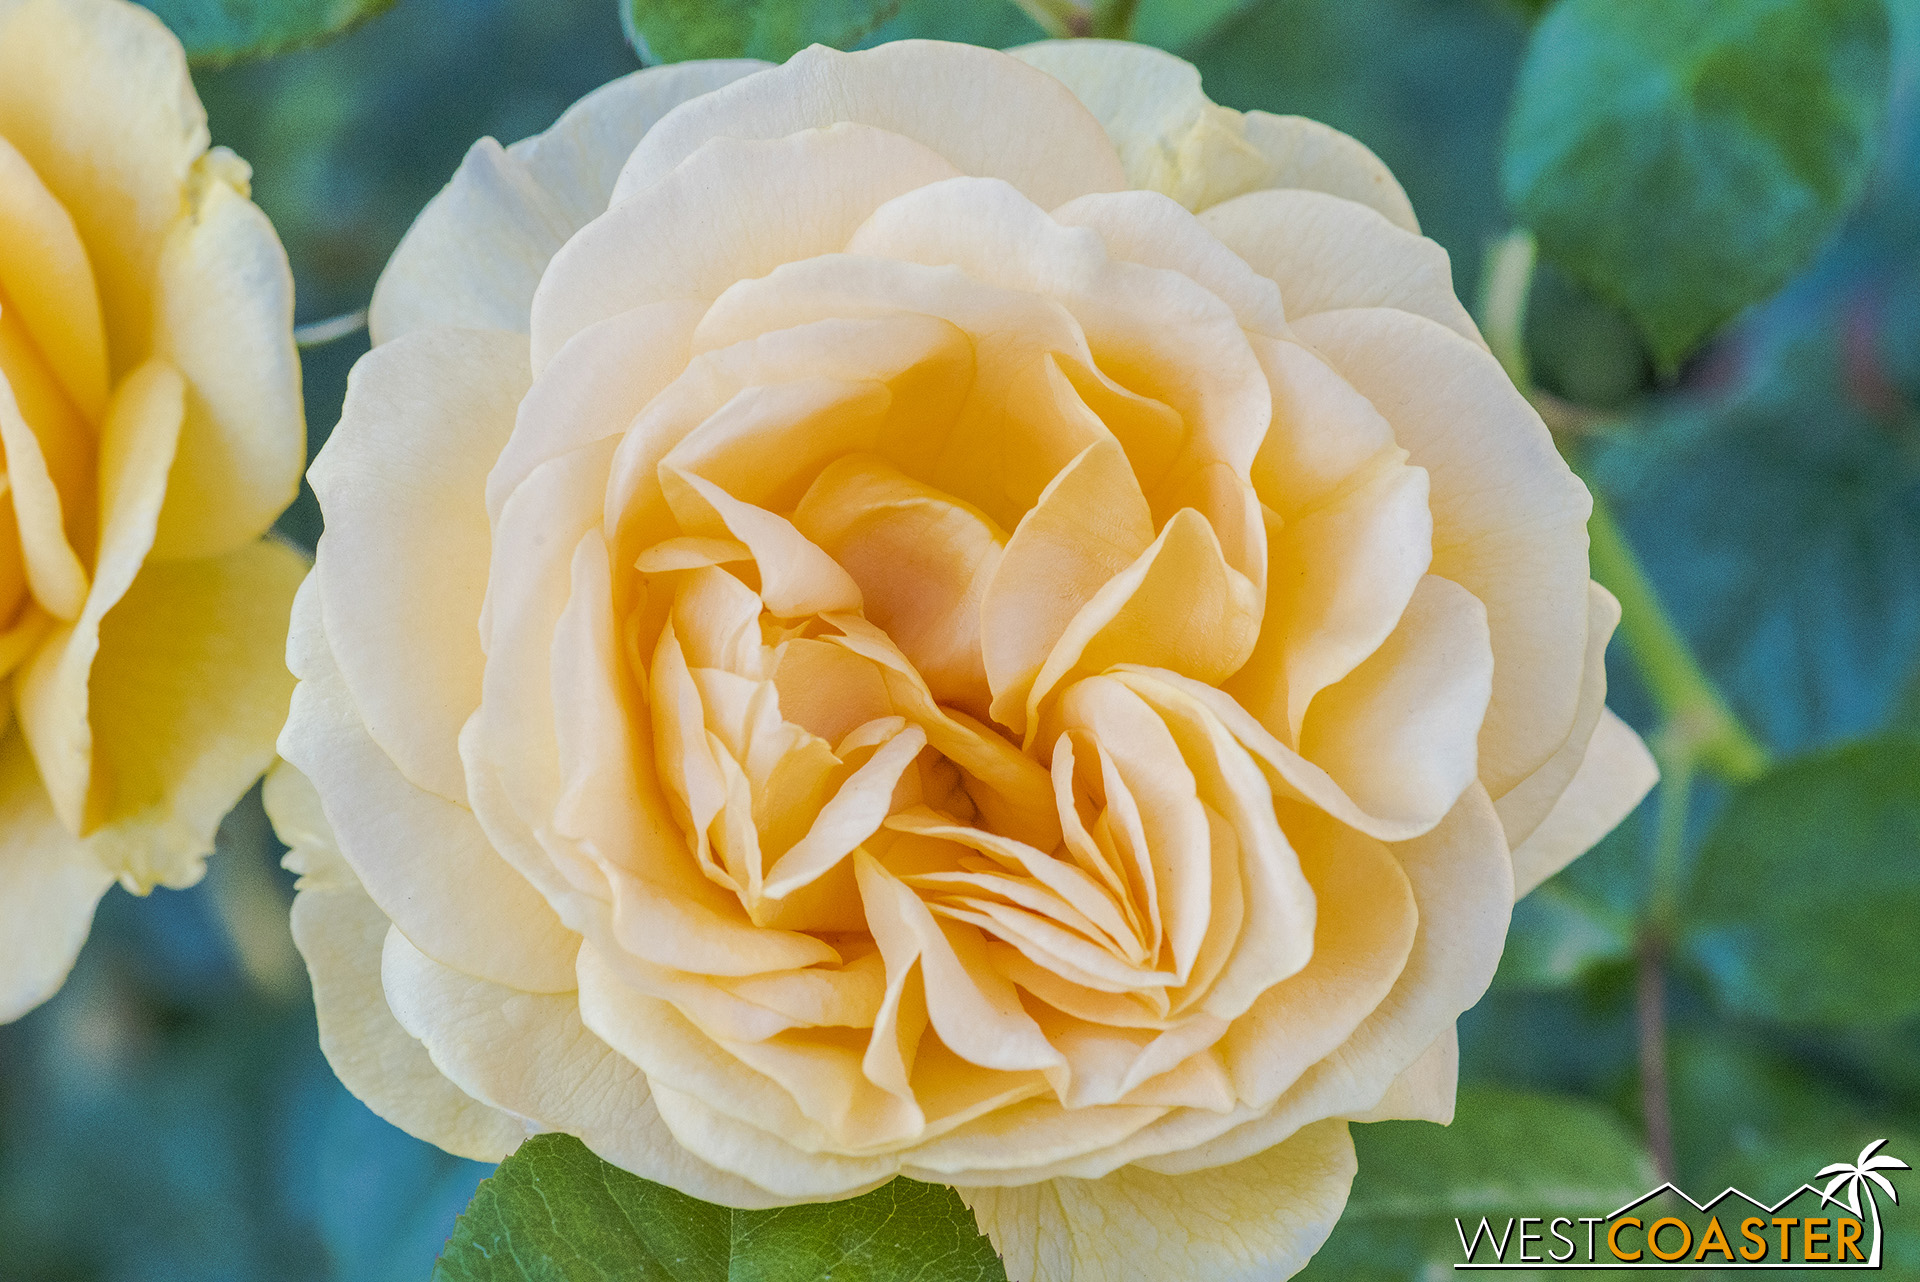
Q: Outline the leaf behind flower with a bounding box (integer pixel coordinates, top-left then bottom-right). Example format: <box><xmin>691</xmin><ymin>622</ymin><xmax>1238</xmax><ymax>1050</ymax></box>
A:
<box><xmin>432</xmin><ymin>1133</ymin><xmax>1008</xmax><ymax>1281</ymax></box>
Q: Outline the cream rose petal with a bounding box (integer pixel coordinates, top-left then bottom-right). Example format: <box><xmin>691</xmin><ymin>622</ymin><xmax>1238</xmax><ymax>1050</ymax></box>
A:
<box><xmin>266</xmin><ymin>762</ymin><xmax>530</xmax><ymax>1162</ymax></box>
<box><xmin>1292</xmin><ymin>308</ymin><xmax>1593</xmax><ymax>796</ymax></box>
<box><xmin>0</xmin><ymin>343</ymin><xmax>89</xmax><ymax>621</ymax></box>
<box><xmin>1144</xmin><ymin>785</ymin><xmax>1512</xmax><ymax>1174</ymax></box>
<box><xmin>148</xmin><ymin>165</ymin><xmax>303</xmax><ymax>560</ymax></box>
<box><xmin>309</xmin><ymin>327</ymin><xmax>530</xmax><ymax>803</ymax></box>
<box><xmin>531</xmin><ymin>124</ymin><xmax>963</xmax><ymax>370</ymax></box>
<box><xmin>1011</xmin><ymin>39</ymin><xmax>1415</xmax><ymax>230</ymax></box>
<box><xmin>1494</xmin><ymin>581</ymin><xmax>1620</xmax><ymax>848</ymax></box>
<box><xmin>369</xmin><ymin>59</ymin><xmax>766</xmax><ymax>344</ymax></box>
<box><xmin>0</xmin><ymin>731</ymin><xmax>112</xmax><ymax>1023</ymax></box>
<box><xmin>964</xmin><ymin>1118</ymin><xmax>1356</xmax><ymax>1282</ymax></box>
<box><xmin>0</xmin><ymin>0</ymin><xmax>207</xmax><ymax>369</ymax></box>
<box><xmin>16</xmin><ymin>359</ymin><xmax>183</xmax><ymax>834</ymax></box>
<box><xmin>1299</xmin><ymin>574</ymin><xmax>1493</xmax><ymax>830</ymax></box>
<box><xmin>1200</xmin><ymin>188</ymin><xmax>1480</xmax><ymax>343</ymax></box>
<box><xmin>1238</xmin><ymin>111</ymin><xmax>1419</xmax><ymax>233</ymax></box>
<box><xmin>279</xmin><ymin>574</ymin><xmax>580</xmax><ymax>993</ymax></box>
<box><xmin>79</xmin><ymin>539</ymin><xmax>305</xmax><ymax>891</ymax></box>
<box><xmin>611</xmin><ymin>41</ymin><xmax>1126</xmax><ymax>211</ymax></box>
<box><xmin>0</xmin><ymin>132</ymin><xmax>108</xmax><ymax>420</ymax></box>
<box><xmin>1510</xmin><ymin>708</ymin><xmax>1658</xmax><ymax>898</ymax></box>
<box><xmin>380</xmin><ymin>925</ymin><xmax>800</xmax><ymax>1209</ymax></box>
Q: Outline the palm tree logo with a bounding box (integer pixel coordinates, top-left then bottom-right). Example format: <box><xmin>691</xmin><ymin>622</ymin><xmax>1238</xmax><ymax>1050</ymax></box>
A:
<box><xmin>1817</xmin><ymin>1139</ymin><xmax>1910</xmax><ymax>1267</ymax></box>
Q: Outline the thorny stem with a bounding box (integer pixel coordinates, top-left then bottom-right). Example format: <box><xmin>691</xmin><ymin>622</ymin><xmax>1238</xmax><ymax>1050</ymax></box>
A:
<box><xmin>1479</xmin><ymin>228</ymin><xmax>1771</xmax><ymax>1186</ymax></box>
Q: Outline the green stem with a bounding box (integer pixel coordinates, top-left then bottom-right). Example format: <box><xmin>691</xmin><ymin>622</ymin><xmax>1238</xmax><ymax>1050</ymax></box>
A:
<box><xmin>1008</xmin><ymin>0</ymin><xmax>1080</xmax><ymax>37</ymax></box>
<box><xmin>1008</xmin><ymin>0</ymin><xmax>1136</xmax><ymax>39</ymax></box>
<box><xmin>1478</xmin><ymin>230</ymin><xmax>1537</xmax><ymax>393</ymax></box>
<box><xmin>1476</xmin><ymin>228</ymin><xmax>1768</xmax><ymax>784</ymax></box>
<box><xmin>1090</xmin><ymin>0</ymin><xmax>1139</xmax><ymax>38</ymax></box>
<box><xmin>1584</xmin><ymin>492</ymin><xmax>1769</xmax><ymax>782</ymax></box>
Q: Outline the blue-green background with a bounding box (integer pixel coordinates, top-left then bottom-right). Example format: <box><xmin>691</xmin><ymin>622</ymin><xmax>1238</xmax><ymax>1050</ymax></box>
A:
<box><xmin>4</xmin><ymin>0</ymin><xmax>1919</xmax><ymax>1276</ymax></box>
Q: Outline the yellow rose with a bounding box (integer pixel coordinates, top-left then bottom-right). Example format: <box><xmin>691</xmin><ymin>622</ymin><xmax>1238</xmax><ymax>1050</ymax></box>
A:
<box><xmin>270</xmin><ymin>38</ymin><xmax>1656</xmax><ymax>1280</ymax></box>
<box><xmin>0</xmin><ymin>0</ymin><xmax>307</xmax><ymax>1022</ymax></box>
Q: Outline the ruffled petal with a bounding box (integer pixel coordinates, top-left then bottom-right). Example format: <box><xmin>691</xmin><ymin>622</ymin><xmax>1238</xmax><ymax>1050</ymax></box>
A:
<box><xmin>963</xmin><ymin>1117</ymin><xmax>1355</xmax><ymax>1282</ymax></box>
<box><xmin>381</xmin><ymin>926</ymin><xmax>797</xmax><ymax>1208</ymax></box>
<box><xmin>0</xmin><ymin>0</ymin><xmax>207</xmax><ymax>369</ymax></box>
<box><xmin>1510</xmin><ymin>709</ymin><xmax>1657</xmax><ymax>899</ymax></box>
<box><xmin>79</xmin><ymin>538</ymin><xmax>305</xmax><ymax>891</ymax></box>
<box><xmin>612</xmin><ymin>41</ymin><xmax>1125</xmax><ymax>211</ymax></box>
<box><xmin>1012</xmin><ymin>39</ymin><xmax>1413</xmax><ymax>229</ymax></box>
<box><xmin>148</xmin><ymin>159</ymin><xmax>302</xmax><ymax>559</ymax></box>
<box><xmin>0</xmin><ymin>133</ymin><xmax>107</xmax><ymax>421</ymax></box>
<box><xmin>279</xmin><ymin>574</ymin><xmax>580</xmax><ymax>993</ymax></box>
<box><xmin>532</xmin><ymin>123</ymin><xmax>962</xmax><ymax>370</ymax></box>
<box><xmin>368</xmin><ymin>60</ymin><xmax>764</xmax><ymax>344</ymax></box>
<box><xmin>267</xmin><ymin>761</ymin><xmax>529</xmax><ymax>1161</ymax></box>
<box><xmin>310</xmin><ymin>327</ymin><xmax>529</xmax><ymax>803</ymax></box>
<box><xmin>1292</xmin><ymin>308</ymin><xmax>1592</xmax><ymax>796</ymax></box>
<box><xmin>16</xmin><ymin>360</ymin><xmax>182</xmax><ymax>833</ymax></box>
<box><xmin>0</xmin><ymin>731</ymin><xmax>111</xmax><ymax>1023</ymax></box>
<box><xmin>1201</xmin><ymin>188</ymin><xmax>1478</xmax><ymax>343</ymax></box>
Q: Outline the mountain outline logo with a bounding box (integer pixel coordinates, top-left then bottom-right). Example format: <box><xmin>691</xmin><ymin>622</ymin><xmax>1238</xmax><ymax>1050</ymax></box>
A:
<box><xmin>1454</xmin><ymin>1139</ymin><xmax>1909</xmax><ymax>1270</ymax></box>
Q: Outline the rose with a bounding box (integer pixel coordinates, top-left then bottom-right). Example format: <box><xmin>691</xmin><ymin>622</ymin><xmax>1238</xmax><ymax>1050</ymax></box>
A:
<box><xmin>271</xmin><ymin>37</ymin><xmax>1656</xmax><ymax>1280</ymax></box>
<box><xmin>0</xmin><ymin>0</ymin><xmax>307</xmax><ymax>1022</ymax></box>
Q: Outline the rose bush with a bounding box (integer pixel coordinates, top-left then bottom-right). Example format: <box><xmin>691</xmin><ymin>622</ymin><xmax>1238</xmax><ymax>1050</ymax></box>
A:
<box><xmin>0</xmin><ymin>0</ymin><xmax>306</xmax><ymax>1022</ymax></box>
<box><xmin>271</xmin><ymin>37</ymin><xmax>1657</xmax><ymax>1280</ymax></box>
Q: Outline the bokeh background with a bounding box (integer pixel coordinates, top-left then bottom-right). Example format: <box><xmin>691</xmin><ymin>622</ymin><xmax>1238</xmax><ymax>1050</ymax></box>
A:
<box><xmin>4</xmin><ymin>0</ymin><xmax>1919</xmax><ymax>1277</ymax></box>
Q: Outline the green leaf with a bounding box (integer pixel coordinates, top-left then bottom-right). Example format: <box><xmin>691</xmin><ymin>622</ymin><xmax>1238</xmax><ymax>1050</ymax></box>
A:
<box><xmin>138</xmin><ymin>0</ymin><xmax>395</xmax><ymax>66</ymax></box>
<box><xmin>1297</xmin><ymin>1087</ymin><xmax>1654</xmax><ymax>1281</ymax></box>
<box><xmin>1664</xmin><ymin>1028</ymin><xmax>1920</xmax><ymax>1281</ymax></box>
<box><xmin>1496</xmin><ymin>880</ymin><xmax>1634</xmax><ymax>991</ymax></box>
<box><xmin>1502</xmin><ymin>0</ymin><xmax>1891</xmax><ymax>369</ymax></box>
<box><xmin>1683</xmin><ymin>736</ymin><xmax>1920</xmax><ymax>1026</ymax></box>
<box><xmin>433</xmin><ymin>1133</ymin><xmax>1007</xmax><ymax>1282</ymax></box>
<box><xmin>1132</xmin><ymin>0</ymin><xmax>1257</xmax><ymax>52</ymax></box>
<box><xmin>621</xmin><ymin>0</ymin><xmax>904</xmax><ymax>62</ymax></box>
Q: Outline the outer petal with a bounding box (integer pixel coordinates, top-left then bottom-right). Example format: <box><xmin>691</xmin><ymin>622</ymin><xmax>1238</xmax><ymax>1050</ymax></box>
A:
<box><xmin>1011</xmin><ymin>40</ymin><xmax>1415</xmax><ymax>229</ymax></box>
<box><xmin>963</xmin><ymin>1118</ymin><xmax>1355</xmax><ymax>1282</ymax></box>
<box><xmin>368</xmin><ymin>59</ymin><xmax>765</xmax><ymax>344</ymax></box>
<box><xmin>1344</xmin><ymin>1024</ymin><xmax>1458</xmax><ymax>1124</ymax></box>
<box><xmin>1293</xmin><ymin>309</ymin><xmax>1592</xmax><ymax>796</ymax></box>
<box><xmin>1199</xmin><ymin>189</ymin><xmax>1478</xmax><ymax>343</ymax></box>
<box><xmin>309</xmin><ymin>327</ymin><xmax>530</xmax><ymax>803</ymax></box>
<box><xmin>278</xmin><ymin>574</ymin><xmax>579</xmax><ymax>993</ymax></box>
<box><xmin>1239</xmin><ymin>111</ymin><xmax>1417</xmax><ymax>232</ymax></box>
<box><xmin>266</xmin><ymin>761</ymin><xmax>528</xmax><ymax>1161</ymax></box>
<box><xmin>82</xmin><ymin>538</ymin><xmax>306</xmax><ymax>891</ymax></box>
<box><xmin>149</xmin><ymin>159</ymin><xmax>303</xmax><ymax>559</ymax></box>
<box><xmin>611</xmin><ymin>41</ymin><xmax>1126</xmax><ymax>211</ymax></box>
<box><xmin>15</xmin><ymin>360</ymin><xmax>182</xmax><ymax>834</ymax></box>
<box><xmin>379</xmin><ymin>926</ymin><xmax>799</xmax><ymax>1208</ymax></box>
<box><xmin>532</xmin><ymin>124</ymin><xmax>962</xmax><ymax>370</ymax></box>
<box><xmin>1493</xmin><ymin>581</ymin><xmax>1618</xmax><ymax>848</ymax></box>
<box><xmin>0</xmin><ymin>731</ymin><xmax>112</xmax><ymax>1023</ymax></box>
<box><xmin>0</xmin><ymin>133</ymin><xmax>108</xmax><ymax>420</ymax></box>
<box><xmin>0</xmin><ymin>0</ymin><xmax>207</xmax><ymax>369</ymax></box>
<box><xmin>1142</xmin><ymin>785</ymin><xmax>1511</xmax><ymax>1175</ymax></box>
<box><xmin>1510</xmin><ymin>708</ymin><xmax>1657</xmax><ymax>899</ymax></box>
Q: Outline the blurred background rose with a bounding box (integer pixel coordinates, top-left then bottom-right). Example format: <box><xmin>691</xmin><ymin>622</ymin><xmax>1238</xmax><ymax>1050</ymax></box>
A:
<box><xmin>4</xmin><ymin>0</ymin><xmax>1920</xmax><ymax>1278</ymax></box>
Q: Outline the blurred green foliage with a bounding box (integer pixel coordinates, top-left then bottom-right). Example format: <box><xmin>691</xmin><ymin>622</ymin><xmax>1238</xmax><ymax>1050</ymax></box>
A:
<box><xmin>622</xmin><ymin>0</ymin><xmax>901</xmax><ymax>62</ymax></box>
<box><xmin>1505</xmin><ymin>0</ymin><xmax>1892</xmax><ymax>369</ymax></box>
<box><xmin>3</xmin><ymin>0</ymin><xmax>1919</xmax><ymax>1277</ymax></box>
<box><xmin>142</xmin><ymin>0</ymin><xmax>395</xmax><ymax>65</ymax></box>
